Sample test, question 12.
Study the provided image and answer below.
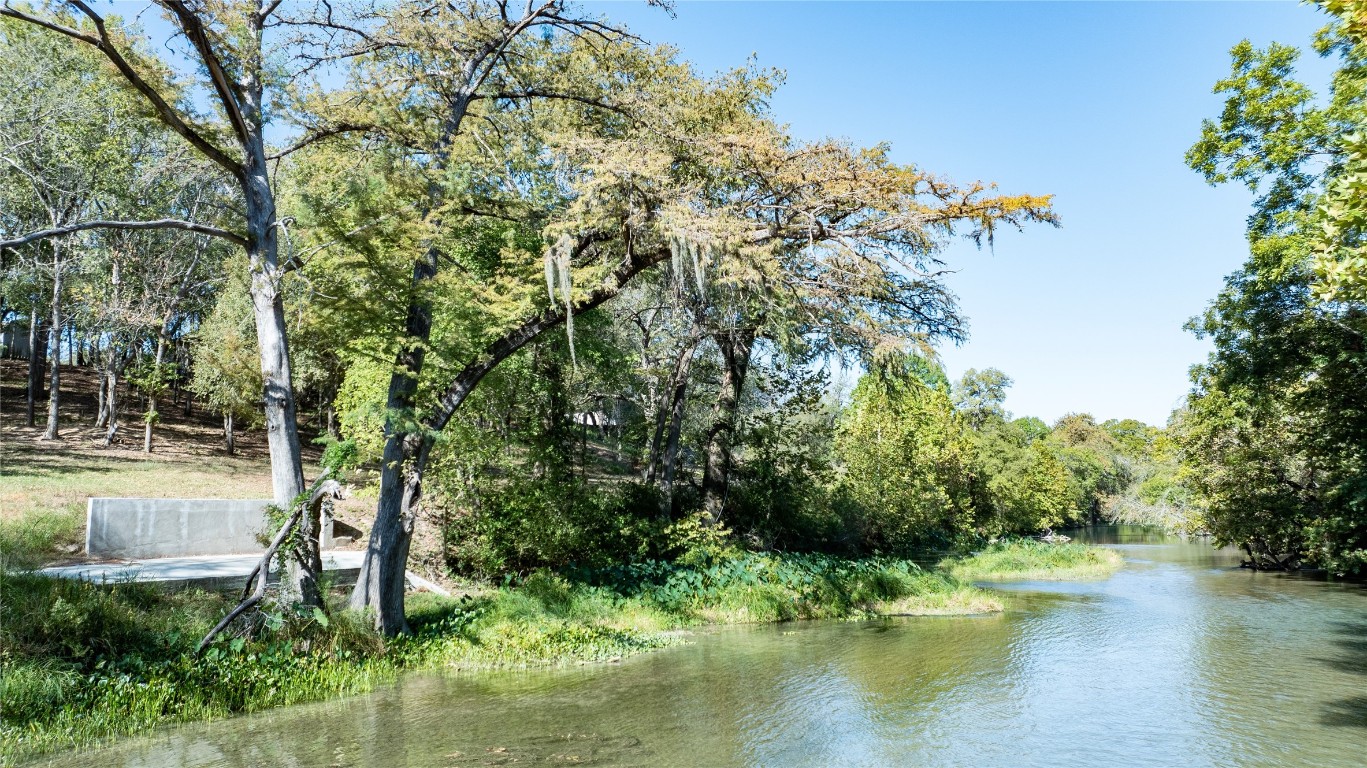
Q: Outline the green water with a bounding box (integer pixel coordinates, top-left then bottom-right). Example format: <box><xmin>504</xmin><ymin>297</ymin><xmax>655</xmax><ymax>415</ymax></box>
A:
<box><xmin>38</xmin><ymin>527</ymin><xmax>1367</xmax><ymax>767</ymax></box>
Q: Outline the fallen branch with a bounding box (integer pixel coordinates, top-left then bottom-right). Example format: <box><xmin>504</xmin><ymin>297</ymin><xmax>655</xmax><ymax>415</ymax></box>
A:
<box><xmin>197</xmin><ymin>474</ymin><xmax>342</xmax><ymax>653</ymax></box>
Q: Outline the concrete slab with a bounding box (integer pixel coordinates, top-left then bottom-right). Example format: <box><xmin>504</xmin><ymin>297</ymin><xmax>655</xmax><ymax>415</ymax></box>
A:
<box><xmin>39</xmin><ymin>552</ymin><xmax>368</xmax><ymax>591</ymax></box>
<box><xmin>86</xmin><ymin>498</ymin><xmax>274</xmax><ymax>559</ymax></box>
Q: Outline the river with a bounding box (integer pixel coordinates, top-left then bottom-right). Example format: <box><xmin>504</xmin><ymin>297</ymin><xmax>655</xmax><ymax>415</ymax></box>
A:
<box><xmin>37</xmin><ymin>527</ymin><xmax>1367</xmax><ymax>767</ymax></box>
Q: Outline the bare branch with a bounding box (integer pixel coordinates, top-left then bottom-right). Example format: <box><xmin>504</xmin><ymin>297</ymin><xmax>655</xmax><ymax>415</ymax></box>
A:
<box><xmin>0</xmin><ymin>219</ymin><xmax>249</xmax><ymax>250</ymax></box>
<box><xmin>267</xmin><ymin>122</ymin><xmax>379</xmax><ymax>160</ymax></box>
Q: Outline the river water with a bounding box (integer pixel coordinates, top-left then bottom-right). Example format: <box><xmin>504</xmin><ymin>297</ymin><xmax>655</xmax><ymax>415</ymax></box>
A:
<box><xmin>40</xmin><ymin>527</ymin><xmax>1367</xmax><ymax>767</ymax></box>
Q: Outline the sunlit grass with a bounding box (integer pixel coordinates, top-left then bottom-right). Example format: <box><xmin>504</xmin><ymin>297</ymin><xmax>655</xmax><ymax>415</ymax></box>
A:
<box><xmin>940</xmin><ymin>539</ymin><xmax>1124</xmax><ymax>582</ymax></box>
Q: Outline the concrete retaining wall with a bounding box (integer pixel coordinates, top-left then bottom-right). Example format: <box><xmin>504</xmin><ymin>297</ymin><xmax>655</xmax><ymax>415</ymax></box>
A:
<box><xmin>86</xmin><ymin>498</ymin><xmax>275</xmax><ymax>559</ymax></box>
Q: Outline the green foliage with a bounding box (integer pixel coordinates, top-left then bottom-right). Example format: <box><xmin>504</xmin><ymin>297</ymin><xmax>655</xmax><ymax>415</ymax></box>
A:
<box><xmin>315</xmin><ymin>436</ymin><xmax>362</xmax><ymax>475</ymax></box>
<box><xmin>1047</xmin><ymin>413</ymin><xmax>1131</xmax><ymax>521</ymax></box>
<box><xmin>1182</xmin><ymin>6</ymin><xmax>1367</xmax><ymax>574</ymax></box>
<box><xmin>127</xmin><ymin>360</ymin><xmax>178</xmax><ymax>401</ymax></box>
<box><xmin>834</xmin><ymin>354</ymin><xmax>975</xmax><ymax>553</ymax></box>
<box><xmin>560</xmin><ymin>551</ymin><xmax>998</xmax><ymax>621</ymax></box>
<box><xmin>443</xmin><ymin>476</ymin><xmax>665</xmax><ymax>578</ymax></box>
<box><xmin>969</xmin><ymin>422</ymin><xmax>1073</xmax><ymax>536</ymax></box>
<box><xmin>726</xmin><ymin>366</ymin><xmax>843</xmax><ymax>551</ymax></box>
<box><xmin>940</xmin><ymin>539</ymin><xmax>1124</xmax><ymax>582</ymax></box>
<box><xmin>953</xmin><ymin>367</ymin><xmax>1012</xmax><ymax>429</ymax></box>
<box><xmin>332</xmin><ymin>355</ymin><xmax>396</xmax><ymax>466</ymax></box>
<box><xmin>189</xmin><ymin>262</ymin><xmax>264</xmax><ymax>427</ymax></box>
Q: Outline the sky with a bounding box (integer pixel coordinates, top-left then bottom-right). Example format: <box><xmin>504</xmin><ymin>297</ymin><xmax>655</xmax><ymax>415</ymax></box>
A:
<box><xmin>584</xmin><ymin>0</ymin><xmax>1337</xmax><ymax>426</ymax></box>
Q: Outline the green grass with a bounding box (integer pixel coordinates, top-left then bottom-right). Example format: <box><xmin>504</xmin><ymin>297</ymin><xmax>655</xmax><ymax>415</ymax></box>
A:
<box><xmin>939</xmin><ymin>539</ymin><xmax>1124</xmax><ymax>582</ymax></box>
<box><xmin>0</xmin><ymin>573</ymin><xmax>682</xmax><ymax>764</ymax></box>
<box><xmin>0</xmin><ymin>510</ymin><xmax>84</xmax><ymax>571</ymax></box>
<box><xmin>0</xmin><ymin>441</ymin><xmax>277</xmax><ymax>570</ymax></box>
<box><xmin>565</xmin><ymin>552</ymin><xmax>1003</xmax><ymax>624</ymax></box>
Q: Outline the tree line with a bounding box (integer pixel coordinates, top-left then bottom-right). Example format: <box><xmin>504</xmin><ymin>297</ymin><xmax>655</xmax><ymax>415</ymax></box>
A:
<box><xmin>1176</xmin><ymin>0</ymin><xmax>1367</xmax><ymax>576</ymax></box>
<box><xmin>5</xmin><ymin>0</ymin><xmax>1180</xmax><ymax>638</ymax></box>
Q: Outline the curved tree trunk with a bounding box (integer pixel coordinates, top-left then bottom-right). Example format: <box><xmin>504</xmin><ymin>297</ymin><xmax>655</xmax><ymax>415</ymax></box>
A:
<box><xmin>350</xmin><ymin>244</ymin><xmax>674</xmax><ymax>634</ymax></box>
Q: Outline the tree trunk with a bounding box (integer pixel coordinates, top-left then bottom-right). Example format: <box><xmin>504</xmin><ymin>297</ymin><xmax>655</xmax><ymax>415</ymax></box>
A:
<box><xmin>143</xmin><ymin>336</ymin><xmax>168</xmax><ymax>453</ymax></box>
<box><xmin>659</xmin><ymin>339</ymin><xmax>699</xmax><ymax>518</ymax></box>
<box><xmin>643</xmin><ymin>396</ymin><xmax>668</xmax><ymax>483</ymax></box>
<box><xmin>41</xmin><ymin>256</ymin><xmax>62</xmax><ymax>440</ymax></box>
<box><xmin>103</xmin><ymin>366</ymin><xmax>119</xmax><ymax>446</ymax></box>
<box><xmin>701</xmin><ymin>328</ymin><xmax>756</xmax><ymax>524</ymax></box>
<box><xmin>245</xmin><ymin>191</ymin><xmax>313</xmax><ymax>606</ymax></box>
<box><xmin>224</xmin><ymin>412</ymin><xmax>235</xmax><ymax>456</ymax></box>
<box><xmin>25</xmin><ymin>304</ymin><xmax>41</xmax><ymax>427</ymax></box>
<box><xmin>348</xmin><ymin>238</ymin><xmax>440</xmax><ymax>635</ymax></box>
<box><xmin>95</xmin><ymin>362</ymin><xmax>108</xmax><ymax>427</ymax></box>
<box><xmin>349</xmin><ymin>84</ymin><xmax>480</xmax><ymax>633</ymax></box>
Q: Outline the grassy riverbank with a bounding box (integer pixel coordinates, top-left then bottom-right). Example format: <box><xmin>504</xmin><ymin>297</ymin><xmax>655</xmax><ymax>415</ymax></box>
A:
<box><xmin>941</xmin><ymin>539</ymin><xmax>1125</xmax><ymax>582</ymax></box>
<box><xmin>0</xmin><ymin>542</ymin><xmax>1112</xmax><ymax>763</ymax></box>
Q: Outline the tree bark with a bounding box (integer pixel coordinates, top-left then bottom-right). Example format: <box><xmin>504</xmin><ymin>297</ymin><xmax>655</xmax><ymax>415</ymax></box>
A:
<box><xmin>224</xmin><ymin>411</ymin><xmax>235</xmax><ymax>456</ymax></box>
<box><xmin>25</xmin><ymin>304</ymin><xmax>41</xmax><ymax>427</ymax></box>
<box><xmin>245</xmin><ymin>176</ymin><xmax>313</xmax><ymax>605</ymax></box>
<box><xmin>701</xmin><ymin>327</ymin><xmax>756</xmax><ymax>524</ymax></box>
<box><xmin>144</xmin><ymin>335</ymin><xmax>167</xmax><ymax>453</ymax></box>
<box><xmin>42</xmin><ymin>253</ymin><xmax>62</xmax><ymax>440</ymax></box>
<box><xmin>103</xmin><ymin>365</ymin><xmax>119</xmax><ymax>446</ymax></box>
<box><xmin>659</xmin><ymin>338</ymin><xmax>699</xmax><ymax>518</ymax></box>
<box><xmin>95</xmin><ymin>361</ymin><xmax>108</xmax><ymax>428</ymax></box>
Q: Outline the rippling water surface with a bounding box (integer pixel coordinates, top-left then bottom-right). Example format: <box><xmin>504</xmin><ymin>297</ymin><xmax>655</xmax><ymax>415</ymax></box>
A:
<box><xmin>39</xmin><ymin>527</ymin><xmax>1367</xmax><ymax>767</ymax></box>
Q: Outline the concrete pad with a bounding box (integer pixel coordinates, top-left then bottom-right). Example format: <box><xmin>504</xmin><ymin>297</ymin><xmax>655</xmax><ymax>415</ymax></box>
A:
<box><xmin>86</xmin><ymin>498</ymin><xmax>275</xmax><ymax>559</ymax></box>
<box><xmin>38</xmin><ymin>552</ymin><xmax>369</xmax><ymax>591</ymax></box>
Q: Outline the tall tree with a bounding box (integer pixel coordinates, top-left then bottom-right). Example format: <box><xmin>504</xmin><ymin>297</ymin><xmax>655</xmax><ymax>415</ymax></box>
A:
<box><xmin>309</xmin><ymin>40</ymin><xmax>1054</xmax><ymax>631</ymax></box>
<box><xmin>1184</xmin><ymin>1</ymin><xmax>1367</xmax><ymax>573</ymax></box>
<box><xmin>0</xmin><ymin>0</ymin><xmax>389</xmax><ymax>605</ymax></box>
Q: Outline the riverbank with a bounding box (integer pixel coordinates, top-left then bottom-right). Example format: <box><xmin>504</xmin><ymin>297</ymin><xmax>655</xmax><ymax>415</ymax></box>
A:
<box><xmin>0</xmin><ymin>542</ymin><xmax>1111</xmax><ymax>764</ymax></box>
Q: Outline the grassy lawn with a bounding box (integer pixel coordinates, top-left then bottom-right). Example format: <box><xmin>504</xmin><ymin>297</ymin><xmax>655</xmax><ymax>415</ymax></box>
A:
<box><xmin>0</xmin><ymin>440</ymin><xmax>276</xmax><ymax>570</ymax></box>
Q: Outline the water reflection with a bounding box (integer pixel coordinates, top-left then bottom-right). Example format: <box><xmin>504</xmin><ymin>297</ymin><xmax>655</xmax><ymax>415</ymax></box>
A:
<box><xmin>33</xmin><ymin>527</ymin><xmax>1367</xmax><ymax>768</ymax></box>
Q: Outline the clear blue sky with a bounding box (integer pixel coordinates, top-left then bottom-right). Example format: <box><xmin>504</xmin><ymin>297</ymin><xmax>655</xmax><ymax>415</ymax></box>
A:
<box><xmin>587</xmin><ymin>1</ymin><xmax>1336</xmax><ymax>426</ymax></box>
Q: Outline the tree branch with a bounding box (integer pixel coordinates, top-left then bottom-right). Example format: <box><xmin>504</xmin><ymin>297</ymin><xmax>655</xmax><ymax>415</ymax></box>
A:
<box><xmin>0</xmin><ymin>1</ymin><xmax>242</xmax><ymax>174</ymax></box>
<box><xmin>155</xmin><ymin>0</ymin><xmax>252</xmax><ymax>146</ymax></box>
<box><xmin>473</xmin><ymin>89</ymin><xmax>632</xmax><ymax>120</ymax></box>
<box><xmin>426</xmin><ymin>242</ymin><xmax>672</xmax><ymax>435</ymax></box>
<box><xmin>0</xmin><ymin>219</ymin><xmax>249</xmax><ymax>250</ymax></box>
<box><xmin>267</xmin><ymin>122</ymin><xmax>378</xmax><ymax>160</ymax></box>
